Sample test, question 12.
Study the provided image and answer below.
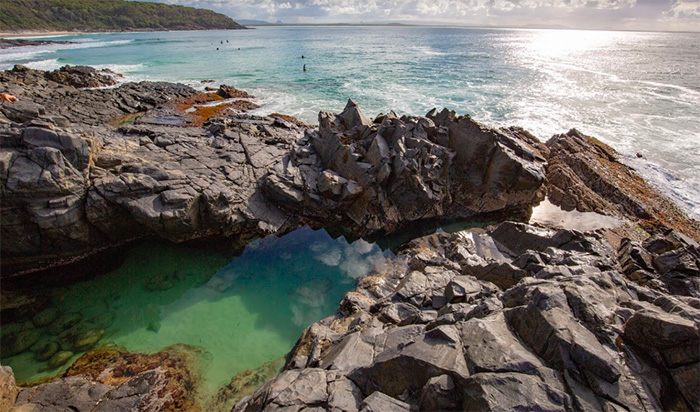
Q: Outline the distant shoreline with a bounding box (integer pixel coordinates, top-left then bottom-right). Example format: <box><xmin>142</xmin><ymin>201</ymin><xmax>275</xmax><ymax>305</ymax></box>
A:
<box><xmin>0</xmin><ymin>27</ymin><xmax>251</xmax><ymax>38</ymax></box>
<box><xmin>0</xmin><ymin>31</ymin><xmax>85</xmax><ymax>38</ymax></box>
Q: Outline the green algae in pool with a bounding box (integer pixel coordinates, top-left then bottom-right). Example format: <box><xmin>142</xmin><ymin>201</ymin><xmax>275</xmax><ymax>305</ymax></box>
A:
<box><xmin>0</xmin><ymin>227</ymin><xmax>392</xmax><ymax>394</ymax></box>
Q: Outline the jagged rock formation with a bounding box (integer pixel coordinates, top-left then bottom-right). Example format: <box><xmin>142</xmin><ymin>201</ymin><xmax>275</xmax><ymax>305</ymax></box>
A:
<box><xmin>1</xmin><ymin>67</ymin><xmax>547</xmax><ymax>276</ymax></box>
<box><xmin>265</xmin><ymin>101</ymin><xmax>546</xmax><ymax>237</ymax></box>
<box><xmin>234</xmin><ymin>222</ymin><xmax>700</xmax><ymax>412</ymax></box>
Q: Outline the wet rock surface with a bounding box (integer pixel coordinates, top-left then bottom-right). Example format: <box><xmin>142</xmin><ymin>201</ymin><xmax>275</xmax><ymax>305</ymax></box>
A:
<box><xmin>234</xmin><ymin>221</ymin><xmax>700</xmax><ymax>412</ymax></box>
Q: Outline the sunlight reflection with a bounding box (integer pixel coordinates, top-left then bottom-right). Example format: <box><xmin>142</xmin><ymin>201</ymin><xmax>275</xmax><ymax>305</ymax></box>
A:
<box><xmin>524</xmin><ymin>29</ymin><xmax>624</xmax><ymax>58</ymax></box>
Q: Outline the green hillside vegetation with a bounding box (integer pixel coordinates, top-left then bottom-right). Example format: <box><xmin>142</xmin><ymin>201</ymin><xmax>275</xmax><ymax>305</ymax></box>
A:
<box><xmin>0</xmin><ymin>0</ymin><xmax>247</xmax><ymax>31</ymax></box>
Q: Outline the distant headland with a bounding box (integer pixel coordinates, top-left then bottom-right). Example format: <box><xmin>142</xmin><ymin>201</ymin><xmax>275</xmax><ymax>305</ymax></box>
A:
<box><xmin>0</xmin><ymin>0</ymin><xmax>247</xmax><ymax>33</ymax></box>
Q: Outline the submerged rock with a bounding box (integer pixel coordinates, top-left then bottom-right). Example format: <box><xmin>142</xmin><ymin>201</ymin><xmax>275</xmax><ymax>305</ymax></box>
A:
<box><xmin>48</xmin><ymin>351</ymin><xmax>74</xmax><ymax>369</ymax></box>
<box><xmin>73</xmin><ymin>328</ymin><xmax>105</xmax><ymax>351</ymax></box>
<box><xmin>0</xmin><ymin>328</ymin><xmax>40</xmax><ymax>358</ymax></box>
<box><xmin>33</xmin><ymin>341</ymin><xmax>60</xmax><ymax>362</ymax></box>
<box><xmin>48</xmin><ymin>312</ymin><xmax>83</xmax><ymax>335</ymax></box>
<box><xmin>211</xmin><ymin>357</ymin><xmax>285</xmax><ymax>412</ymax></box>
<box><xmin>32</xmin><ymin>307</ymin><xmax>60</xmax><ymax>327</ymax></box>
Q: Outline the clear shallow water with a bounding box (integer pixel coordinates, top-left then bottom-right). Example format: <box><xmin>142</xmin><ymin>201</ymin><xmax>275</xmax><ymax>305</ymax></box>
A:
<box><xmin>0</xmin><ymin>227</ymin><xmax>392</xmax><ymax>395</ymax></box>
<box><xmin>2</xmin><ymin>27</ymin><xmax>698</xmax><ymax>218</ymax></box>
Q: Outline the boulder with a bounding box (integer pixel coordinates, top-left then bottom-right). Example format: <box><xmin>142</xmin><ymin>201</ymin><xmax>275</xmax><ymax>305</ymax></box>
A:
<box><xmin>0</xmin><ymin>366</ymin><xmax>18</xmax><ymax>412</ymax></box>
<box><xmin>359</xmin><ymin>391</ymin><xmax>411</xmax><ymax>412</ymax></box>
<box><xmin>461</xmin><ymin>372</ymin><xmax>570</xmax><ymax>411</ymax></box>
<box><xmin>624</xmin><ymin>309</ymin><xmax>699</xmax><ymax>350</ymax></box>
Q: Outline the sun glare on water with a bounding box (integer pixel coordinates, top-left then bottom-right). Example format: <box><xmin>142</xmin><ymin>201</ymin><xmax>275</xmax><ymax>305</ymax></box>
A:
<box><xmin>523</xmin><ymin>29</ymin><xmax>624</xmax><ymax>58</ymax></box>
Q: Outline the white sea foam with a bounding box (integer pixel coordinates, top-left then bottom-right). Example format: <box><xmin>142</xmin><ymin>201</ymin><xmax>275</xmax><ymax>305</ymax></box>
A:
<box><xmin>24</xmin><ymin>58</ymin><xmax>63</xmax><ymax>71</ymax></box>
<box><xmin>0</xmin><ymin>39</ymin><xmax>135</xmax><ymax>70</ymax></box>
<box><xmin>92</xmin><ymin>63</ymin><xmax>144</xmax><ymax>73</ymax></box>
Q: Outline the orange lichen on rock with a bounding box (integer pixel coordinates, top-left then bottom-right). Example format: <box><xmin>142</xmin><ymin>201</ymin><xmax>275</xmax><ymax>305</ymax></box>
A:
<box><xmin>65</xmin><ymin>344</ymin><xmax>203</xmax><ymax>412</ymax></box>
<box><xmin>166</xmin><ymin>92</ymin><xmax>260</xmax><ymax>127</ymax></box>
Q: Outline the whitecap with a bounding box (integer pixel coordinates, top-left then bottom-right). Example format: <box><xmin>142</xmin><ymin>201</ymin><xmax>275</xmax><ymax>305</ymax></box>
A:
<box><xmin>24</xmin><ymin>59</ymin><xmax>63</xmax><ymax>71</ymax></box>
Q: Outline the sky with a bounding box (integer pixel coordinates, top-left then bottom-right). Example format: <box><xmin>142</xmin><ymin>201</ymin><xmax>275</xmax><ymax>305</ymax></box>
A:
<box><xmin>138</xmin><ymin>0</ymin><xmax>700</xmax><ymax>31</ymax></box>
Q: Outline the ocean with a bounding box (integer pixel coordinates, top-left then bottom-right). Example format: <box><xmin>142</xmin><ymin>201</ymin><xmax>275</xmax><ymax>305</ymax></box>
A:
<box><xmin>2</xmin><ymin>26</ymin><xmax>699</xmax><ymax>217</ymax></box>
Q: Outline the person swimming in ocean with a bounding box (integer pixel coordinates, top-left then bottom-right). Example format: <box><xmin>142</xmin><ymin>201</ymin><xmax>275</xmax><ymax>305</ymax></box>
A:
<box><xmin>301</xmin><ymin>55</ymin><xmax>305</xmax><ymax>58</ymax></box>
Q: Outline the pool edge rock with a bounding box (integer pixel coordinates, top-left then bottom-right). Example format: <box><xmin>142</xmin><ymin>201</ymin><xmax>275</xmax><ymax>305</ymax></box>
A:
<box><xmin>7</xmin><ymin>344</ymin><xmax>204</xmax><ymax>412</ymax></box>
<box><xmin>232</xmin><ymin>221</ymin><xmax>700</xmax><ymax>412</ymax></box>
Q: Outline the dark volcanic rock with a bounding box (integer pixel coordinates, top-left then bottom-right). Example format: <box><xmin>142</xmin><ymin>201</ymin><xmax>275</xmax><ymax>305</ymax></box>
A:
<box><xmin>264</xmin><ymin>100</ymin><xmax>546</xmax><ymax>238</ymax></box>
<box><xmin>0</xmin><ymin>66</ymin><xmax>305</xmax><ymax>276</ymax></box>
<box><xmin>234</xmin><ymin>221</ymin><xmax>700</xmax><ymax>412</ymax></box>
<box><xmin>45</xmin><ymin>65</ymin><xmax>118</xmax><ymax>88</ymax></box>
<box><xmin>0</xmin><ymin>38</ymin><xmax>73</xmax><ymax>49</ymax></box>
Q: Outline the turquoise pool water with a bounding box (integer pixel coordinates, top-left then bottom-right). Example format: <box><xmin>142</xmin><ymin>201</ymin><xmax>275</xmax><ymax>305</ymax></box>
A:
<box><xmin>0</xmin><ymin>227</ymin><xmax>392</xmax><ymax>396</ymax></box>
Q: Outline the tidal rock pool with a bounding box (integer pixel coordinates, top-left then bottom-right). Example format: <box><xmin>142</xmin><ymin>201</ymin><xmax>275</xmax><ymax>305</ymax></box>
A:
<box><xmin>0</xmin><ymin>227</ymin><xmax>392</xmax><ymax>397</ymax></box>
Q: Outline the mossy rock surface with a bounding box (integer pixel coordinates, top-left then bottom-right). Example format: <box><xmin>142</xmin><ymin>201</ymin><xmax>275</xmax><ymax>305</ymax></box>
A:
<box><xmin>48</xmin><ymin>351</ymin><xmax>74</xmax><ymax>369</ymax></box>
<box><xmin>34</xmin><ymin>342</ymin><xmax>60</xmax><ymax>362</ymax></box>
<box><xmin>32</xmin><ymin>307</ymin><xmax>60</xmax><ymax>327</ymax></box>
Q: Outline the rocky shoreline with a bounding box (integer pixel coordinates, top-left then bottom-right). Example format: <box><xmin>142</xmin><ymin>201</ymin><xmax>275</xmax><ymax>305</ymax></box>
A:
<box><xmin>1</xmin><ymin>66</ymin><xmax>698</xmax><ymax>411</ymax></box>
<box><xmin>0</xmin><ymin>39</ymin><xmax>74</xmax><ymax>50</ymax></box>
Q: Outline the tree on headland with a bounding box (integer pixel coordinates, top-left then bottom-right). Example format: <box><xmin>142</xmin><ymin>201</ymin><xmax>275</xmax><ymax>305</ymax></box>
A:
<box><xmin>0</xmin><ymin>0</ymin><xmax>247</xmax><ymax>32</ymax></box>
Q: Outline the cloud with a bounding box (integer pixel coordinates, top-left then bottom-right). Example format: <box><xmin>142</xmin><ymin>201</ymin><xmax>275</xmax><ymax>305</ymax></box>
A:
<box><xmin>664</xmin><ymin>0</ymin><xmax>700</xmax><ymax>19</ymax></box>
<box><xmin>136</xmin><ymin>0</ymin><xmax>697</xmax><ymax>30</ymax></box>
